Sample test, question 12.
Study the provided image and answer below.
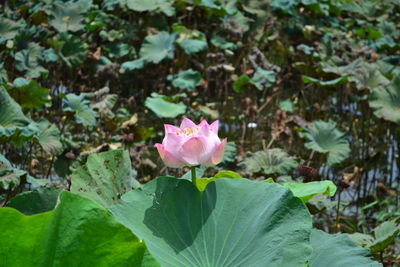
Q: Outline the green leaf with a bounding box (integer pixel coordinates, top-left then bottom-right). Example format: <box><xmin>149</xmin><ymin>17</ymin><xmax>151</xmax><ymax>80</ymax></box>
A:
<box><xmin>211</xmin><ymin>36</ymin><xmax>237</xmax><ymax>50</ymax></box>
<box><xmin>71</xmin><ymin>150</ymin><xmax>139</xmax><ymax>208</ymax></box>
<box><xmin>219</xmin><ymin>141</ymin><xmax>237</xmax><ymax>164</ymax></box>
<box><xmin>139</xmin><ymin>32</ymin><xmax>176</xmax><ymax>64</ymax></box>
<box><xmin>35</xmin><ymin>120</ymin><xmax>63</xmax><ymax>155</ymax></box>
<box><xmin>145</xmin><ymin>94</ymin><xmax>186</xmax><ymax>118</ymax></box>
<box><xmin>0</xmin><ymin>191</ymin><xmax>160</xmax><ymax>266</ymax></box>
<box><xmin>0</xmin><ymin>86</ymin><xmax>37</xmax><ymax>144</ymax></box>
<box><xmin>196</xmin><ymin>170</ymin><xmax>242</xmax><ymax>191</ymax></box>
<box><xmin>310</xmin><ymin>229</ymin><xmax>381</xmax><ymax>267</ymax></box>
<box><xmin>251</xmin><ymin>67</ymin><xmax>276</xmax><ymax>90</ymax></box>
<box><xmin>121</xmin><ymin>59</ymin><xmax>146</xmax><ymax>71</ymax></box>
<box><xmin>279</xmin><ymin>99</ymin><xmax>294</xmax><ymax>112</ymax></box>
<box><xmin>302</xmin><ymin>75</ymin><xmax>348</xmax><ymax>87</ymax></box>
<box><xmin>322</xmin><ymin>60</ymin><xmax>390</xmax><ymax>90</ymax></box>
<box><xmin>369</xmin><ymin>76</ymin><xmax>400</xmax><ymax>124</ymax></box>
<box><xmin>233</xmin><ymin>74</ymin><xmax>251</xmax><ymax>93</ymax></box>
<box><xmin>51</xmin><ymin>33</ymin><xmax>88</xmax><ymax>67</ymax></box>
<box><xmin>111</xmin><ymin>177</ymin><xmax>312</xmax><ymax>267</ymax></box>
<box><xmin>302</xmin><ymin>120</ymin><xmax>350</xmax><ymax>165</ymax></box>
<box><xmin>179</xmin><ymin>39</ymin><xmax>208</xmax><ymax>54</ymax></box>
<box><xmin>370</xmin><ymin>221</ymin><xmax>399</xmax><ymax>253</ymax></box>
<box><xmin>172</xmin><ymin>69</ymin><xmax>202</xmax><ymax>92</ymax></box>
<box><xmin>14</xmin><ymin>43</ymin><xmax>48</xmax><ymax>78</ymax></box>
<box><xmin>0</xmin><ymin>158</ymin><xmax>25</xmax><ymax>190</ymax></box>
<box><xmin>62</xmin><ymin>93</ymin><xmax>97</xmax><ymax>127</ymax></box>
<box><xmin>242</xmin><ymin>148</ymin><xmax>301</xmax><ymax>175</ymax></box>
<box><xmin>86</xmin><ymin>87</ymin><xmax>118</xmax><ymax>118</ymax></box>
<box><xmin>49</xmin><ymin>0</ymin><xmax>92</xmax><ymax>32</ymax></box>
<box><xmin>7</xmin><ymin>188</ymin><xmax>62</xmax><ymax>215</ymax></box>
<box><xmin>0</xmin><ymin>17</ymin><xmax>20</xmax><ymax>44</ymax></box>
<box><xmin>282</xmin><ymin>180</ymin><xmax>337</xmax><ymax>202</ymax></box>
<box><xmin>125</xmin><ymin>0</ymin><xmax>175</xmax><ymax>16</ymax></box>
<box><xmin>6</xmin><ymin>78</ymin><xmax>50</xmax><ymax>110</ymax></box>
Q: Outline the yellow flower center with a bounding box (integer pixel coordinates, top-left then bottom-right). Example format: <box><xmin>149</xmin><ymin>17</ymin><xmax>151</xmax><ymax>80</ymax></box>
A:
<box><xmin>175</xmin><ymin>127</ymin><xmax>199</xmax><ymax>137</ymax></box>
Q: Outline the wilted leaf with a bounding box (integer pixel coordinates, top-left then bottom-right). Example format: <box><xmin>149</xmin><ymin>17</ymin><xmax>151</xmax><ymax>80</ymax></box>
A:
<box><xmin>71</xmin><ymin>150</ymin><xmax>139</xmax><ymax>207</ymax></box>
<box><xmin>145</xmin><ymin>94</ymin><xmax>186</xmax><ymax>118</ymax></box>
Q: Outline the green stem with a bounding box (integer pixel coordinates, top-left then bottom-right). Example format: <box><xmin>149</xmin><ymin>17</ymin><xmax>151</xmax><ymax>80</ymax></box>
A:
<box><xmin>191</xmin><ymin>166</ymin><xmax>197</xmax><ymax>187</ymax></box>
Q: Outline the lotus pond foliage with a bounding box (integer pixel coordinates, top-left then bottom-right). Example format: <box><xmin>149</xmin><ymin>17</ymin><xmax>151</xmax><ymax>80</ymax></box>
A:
<box><xmin>0</xmin><ymin>0</ymin><xmax>399</xmax><ymax>266</ymax></box>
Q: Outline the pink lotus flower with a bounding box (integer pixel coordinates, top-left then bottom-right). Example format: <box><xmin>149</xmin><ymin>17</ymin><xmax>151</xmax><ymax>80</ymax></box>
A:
<box><xmin>155</xmin><ymin>118</ymin><xmax>227</xmax><ymax>168</ymax></box>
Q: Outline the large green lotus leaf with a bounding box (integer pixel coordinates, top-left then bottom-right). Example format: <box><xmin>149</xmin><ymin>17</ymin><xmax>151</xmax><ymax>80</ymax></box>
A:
<box><xmin>0</xmin><ymin>17</ymin><xmax>20</xmax><ymax>44</ymax></box>
<box><xmin>310</xmin><ymin>229</ymin><xmax>381</xmax><ymax>267</ymax></box>
<box><xmin>179</xmin><ymin>39</ymin><xmax>208</xmax><ymax>54</ymax></box>
<box><xmin>14</xmin><ymin>43</ymin><xmax>48</xmax><ymax>78</ymax></box>
<box><xmin>145</xmin><ymin>95</ymin><xmax>186</xmax><ymax>118</ymax></box>
<box><xmin>62</xmin><ymin>93</ymin><xmax>97</xmax><ymax>127</ymax></box>
<box><xmin>125</xmin><ymin>0</ymin><xmax>175</xmax><ymax>16</ymax></box>
<box><xmin>49</xmin><ymin>0</ymin><xmax>92</xmax><ymax>32</ymax></box>
<box><xmin>302</xmin><ymin>120</ymin><xmax>350</xmax><ymax>165</ymax></box>
<box><xmin>0</xmin><ymin>86</ymin><xmax>37</xmax><ymax>144</ymax></box>
<box><xmin>35</xmin><ymin>120</ymin><xmax>63</xmax><ymax>155</ymax></box>
<box><xmin>282</xmin><ymin>180</ymin><xmax>337</xmax><ymax>202</ymax></box>
<box><xmin>7</xmin><ymin>188</ymin><xmax>62</xmax><ymax>215</ymax></box>
<box><xmin>5</xmin><ymin>78</ymin><xmax>50</xmax><ymax>110</ymax></box>
<box><xmin>370</xmin><ymin>221</ymin><xmax>399</xmax><ymax>253</ymax></box>
<box><xmin>172</xmin><ymin>69</ymin><xmax>202</xmax><ymax>92</ymax></box>
<box><xmin>71</xmin><ymin>150</ymin><xmax>140</xmax><ymax>208</ymax></box>
<box><xmin>0</xmin><ymin>191</ymin><xmax>160</xmax><ymax>267</ymax></box>
<box><xmin>241</xmin><ymin>148</ymin><xmax>301</xmax><ymax>176</ymax></box>
<box><xmin>369</xmin><ymin>75</ymin><xmax>400</xmax><ymax>124</ymax></box>
<box><xmin>139</xmin><ymin>32</ymin><xmax>176</xmax><ymax>64</ymax></box>
<box><xmin>110</xmin><ymin>177</ymin><xmax>313</xmax><ymax>267</ymax></box>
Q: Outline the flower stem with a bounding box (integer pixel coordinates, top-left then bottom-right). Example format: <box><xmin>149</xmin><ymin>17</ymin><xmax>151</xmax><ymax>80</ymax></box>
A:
<box><xmin>191</xmin><ymin>166</ymin><xmax>197</xmax><ymax>187</ymax></box>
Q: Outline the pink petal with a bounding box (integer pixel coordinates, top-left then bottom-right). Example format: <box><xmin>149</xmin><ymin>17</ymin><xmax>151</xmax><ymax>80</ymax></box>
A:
<box><xmin>180</xmin><ymin>118</ymin><xmax>196</xmax><ymax>129</ymax></box>
<box><xmin>210</xmin><ymin>120</ymin><xmax>219</xmax><ymax>134</ymax></box>
<box><xmin>164</xmin><ymin>124</ymin><xmax>179</xmax><ymax>134</ymax></box>
<box><xmin>155</xmin><ymin>143</ymin><xmax>186</xmax><ymax>168</ymax></box>
<box><xmin>198</xmin><ymin>120</ymin><xmax>209</xmax><ymax>127</ymax></box>
<box><xmin>180</xmin><ymin>136</ymin><xmax>210</xmax><ymax>166</ymax></box>
<box><xmin>205</xmin><ymin>138</ymin><xmax>227</xmax><ymax>165</ymax></box>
